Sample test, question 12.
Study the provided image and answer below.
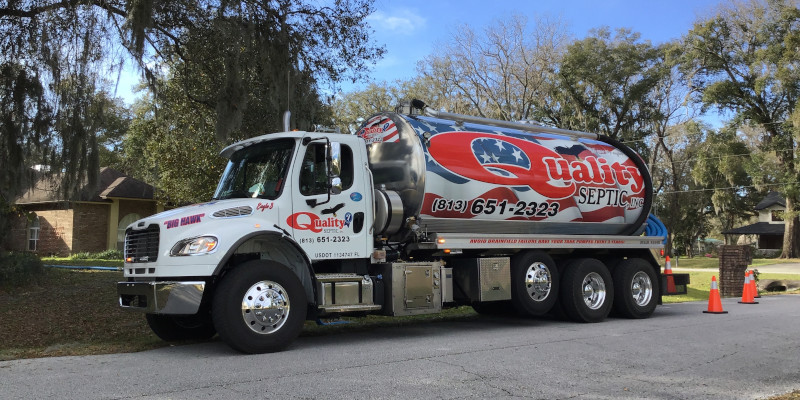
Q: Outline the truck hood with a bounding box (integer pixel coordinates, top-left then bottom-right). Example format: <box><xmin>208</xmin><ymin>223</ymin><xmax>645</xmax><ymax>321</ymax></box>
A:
<box><xmin>130</xmin><ymin>199</ymin><xmax>266</xmax><ymax>231</ymax></box>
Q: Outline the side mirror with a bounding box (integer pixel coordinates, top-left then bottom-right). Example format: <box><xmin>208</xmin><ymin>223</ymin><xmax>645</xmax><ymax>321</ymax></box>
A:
<box><xmin>330</xmin><ymin>177</ymin><xmax>342</xmax><ymax>195</ymax></box>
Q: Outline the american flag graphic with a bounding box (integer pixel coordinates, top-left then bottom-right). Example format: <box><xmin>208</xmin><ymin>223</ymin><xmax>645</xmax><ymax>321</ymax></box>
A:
<box><xmin>357</xmin><ymin>115</ymin><xmax>399</xmax><ymax>144</ymax></box>
<box><xmin>471</xmin><ymin>137</ymin><xmax>530</xmax><ymax>178</ymax></box>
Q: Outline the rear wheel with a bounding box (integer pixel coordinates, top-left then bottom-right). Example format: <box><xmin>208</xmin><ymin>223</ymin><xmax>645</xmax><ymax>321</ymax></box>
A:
<box><xmin>510</xmin><ymin>251</ymin><xmax>559</xmax><ymax>316</ymax></box>
<box><xmin>612</xmin><ymin>258</ymin><xmax>658</xmax><ymax>319</ymax></box>
<box><xmin>212</xmin><ymin>261</ymin><xmax>307</xmax><ymax>353</ymax></box>
<box><xmin>560</xmin><ymin>258</ymin><xmax>613</xmax><ymax>323</ymax></box>
<box><xmin>145</xmin><ymin>314</ymin><xmax>216</xmax><ymax>341</ymax></box>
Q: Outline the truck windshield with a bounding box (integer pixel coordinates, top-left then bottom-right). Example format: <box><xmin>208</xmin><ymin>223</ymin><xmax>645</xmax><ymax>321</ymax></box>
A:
<box><xmin>213</xmin><ymin>138</ymin><xmax>295</xmax><ymax>200</ymax></box>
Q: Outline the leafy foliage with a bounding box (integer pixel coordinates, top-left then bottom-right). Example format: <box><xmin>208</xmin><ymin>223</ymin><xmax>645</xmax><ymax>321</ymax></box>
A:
<box><xmin>680</xmin><ymin>0</ymin><xmax>800</xmax><ymax>257</ymax></box>
<box><xmin>0</xmin><ymin>252</ymin><xmax>45</xmax><ymax>290</ymax></box>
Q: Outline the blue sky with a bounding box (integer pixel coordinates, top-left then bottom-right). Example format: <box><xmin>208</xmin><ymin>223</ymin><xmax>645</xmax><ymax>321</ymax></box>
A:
<box><xmin>116</xmin><ymin>0</ymin><xmax>725</xmax><ymax>102</ymax></box>
<box><xmin>351</xmin><ymin>0</ymin><xmax>724</xmax><ymax>90</ymax></box>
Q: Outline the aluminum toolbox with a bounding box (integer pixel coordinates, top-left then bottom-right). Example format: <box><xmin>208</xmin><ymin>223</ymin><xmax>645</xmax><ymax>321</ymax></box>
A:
<box><xmin>452</xmin><ymin>257</ymin><xmax>511</xmax><ymax>302</ymax></box>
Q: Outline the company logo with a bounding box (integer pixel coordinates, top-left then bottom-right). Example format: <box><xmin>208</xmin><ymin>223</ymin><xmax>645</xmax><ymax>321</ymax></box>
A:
<box><xmin>350</xmin><ymin>192</ymin><xmax>362</xmax><ymax>202</ymax></box>
<box><xmin>356</xmin><ymin>115</ymin><xmax>399</xmax><ymax>144</ymax></box>
<box><xmin>427</xmin><ymin>132</ymin><xmax>644</xmax><ymax>199</ymax></box>
<box><xmin>287</xmin><ymin>212</ymin><xmax>351</xmax><ymax>233</ymax></box>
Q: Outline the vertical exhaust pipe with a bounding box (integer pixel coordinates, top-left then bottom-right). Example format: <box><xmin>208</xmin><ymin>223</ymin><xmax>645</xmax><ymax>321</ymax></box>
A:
<box><xmin>283</xmin><ymin>110</ymin><xmax>291</xmax><ymax>132</ymax></box>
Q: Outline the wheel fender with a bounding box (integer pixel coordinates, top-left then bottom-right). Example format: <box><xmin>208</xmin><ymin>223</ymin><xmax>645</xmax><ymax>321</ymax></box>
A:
<box><xmin>214</xmin><ymin>231</ymin><xmax>316</xmax><ymax>305</ymax></box>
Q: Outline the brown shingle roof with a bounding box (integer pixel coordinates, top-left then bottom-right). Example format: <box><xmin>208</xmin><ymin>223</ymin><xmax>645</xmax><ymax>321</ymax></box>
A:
<box><xmin>14</xmin><ymin>167</ymin><xmax>154</xmax><ymax>204</ymax></box>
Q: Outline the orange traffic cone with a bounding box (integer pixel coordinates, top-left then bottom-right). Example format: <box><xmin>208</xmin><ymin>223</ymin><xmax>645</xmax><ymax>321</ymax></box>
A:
<box><xmin>704</xmin><ymin>276</ymin><xmax>728</xmax><ymax>314</ymax></box>
<box><xmin>738</xmin><ymin>271</ymin><xmax>759</xmax><ymax>304</ymax></box>
<box><xmin>749</xmin><ymin>269</ymin><xmax>761</xmax><ymax>298</ymax></box>
<box><xmin>664</xmin><ymin>256</ymin><xmax>676</xmax><ymax>294</ymax></box>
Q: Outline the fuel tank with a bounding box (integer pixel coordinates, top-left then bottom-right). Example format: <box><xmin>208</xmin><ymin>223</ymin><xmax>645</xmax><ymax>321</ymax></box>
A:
<box><xmin>357</xmin><ymin>112</ymin><xmax>652</xmax><ymax>238</ymax></box>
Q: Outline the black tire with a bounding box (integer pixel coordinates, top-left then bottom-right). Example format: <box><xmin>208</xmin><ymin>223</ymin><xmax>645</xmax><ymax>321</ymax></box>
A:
<box><xmin>611</xmin><ymin>258</ymin><xmax>659</xmax><ymax>319</ymax></box>
<box><xmin>560</xmin><ymin>258</ymin><xmax>613</xmax><ymax>323</ymax></box>
<box><xmin>145</xmin><ymin>314</ymin><xmax>217</xmax><ymax>341</ymax></box>
<box><xmin>510</xmin><ymin>251</ymin><xmax>559</xmax><ymax>316</ymax></box>
<box><xmin>472</xmin><ymin>301</ymin><xmax>516</xmax><ymax>316</ymax></box>
<box><xmin>212</xmin><ymin>261</ymin><xmax>307</xmax><ymax>354</ymax></box>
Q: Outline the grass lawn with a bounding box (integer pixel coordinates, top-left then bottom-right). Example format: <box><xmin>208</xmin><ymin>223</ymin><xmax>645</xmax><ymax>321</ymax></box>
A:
<box><xmin>2</xmin><ymin>257</ymin><xmax>798</xmax><ymax>361</ymax></box>
<box><xmin>669</xmin><ymin>257</ymin><xmax>800</xmax><ymax>269</ymax></box>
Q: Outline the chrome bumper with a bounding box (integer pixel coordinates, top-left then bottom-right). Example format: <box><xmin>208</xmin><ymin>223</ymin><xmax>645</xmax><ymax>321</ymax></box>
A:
<box><xmin>117</xmin><ymin>281</ymin><xmax>205</xmax><ymax>314</ymax></box>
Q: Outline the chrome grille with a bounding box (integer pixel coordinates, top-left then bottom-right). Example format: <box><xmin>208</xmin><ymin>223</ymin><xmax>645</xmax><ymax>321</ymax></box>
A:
<box><xmin>125</xmin><ymin>225</ymin><xmax>160</xmax><ymax>263</ymax></box>
<box><xmin>212</xmin><ymin>206</ymin><xmax>253</xmax><ymax>218</ymax></box>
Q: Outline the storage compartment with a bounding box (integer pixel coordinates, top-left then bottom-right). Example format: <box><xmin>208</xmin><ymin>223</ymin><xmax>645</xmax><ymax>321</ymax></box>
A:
<box><xmin>453</xmin><ymin>257</ymin><xmax>511</xmax><ymax>302</ymax></box>
<box><xmin>374</xmin><ymin>262</ymin><xmax>443</xmax><ymax>316</ymax></box>
<box><xmin>316</xmin><ymin>274</ymin><xmax>381</xmax><ymax>313</ymax></box>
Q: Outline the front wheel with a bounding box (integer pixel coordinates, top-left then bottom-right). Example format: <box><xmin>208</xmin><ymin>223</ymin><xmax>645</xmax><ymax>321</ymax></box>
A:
<box><xmin>145</xmin><ymin>314</ymin><xmax>217</xmax><ymax>341</ymax></box>
<box><xmin>212</xmin><ymin>261</ymin><xmax>307</xmax><ymax>353</ymax></box>
<box><xmin>560</xmin><ymin>258</ymin><xmax>613</xmax><ymax>323</ymax></box>
<box><xmin>611</xmin><ymin>258</ymin><xmax>658</xmax><ymax>319</ymax></box>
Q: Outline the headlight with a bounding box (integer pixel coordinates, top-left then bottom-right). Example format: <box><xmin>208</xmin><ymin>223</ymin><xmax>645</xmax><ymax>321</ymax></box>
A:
<box><xmin>170</xmin><ymin>236</ymin><xmax>218</xmax><ymax>256</ymax></box>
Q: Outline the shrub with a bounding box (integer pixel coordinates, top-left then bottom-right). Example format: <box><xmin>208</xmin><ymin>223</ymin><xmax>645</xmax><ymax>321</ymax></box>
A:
<box><xmin>95</xmin><ymin>249</ymin><xmax>123</xmax><ymax>260</ymax></box>
<box><xmin>0</xmin><ymin>252</ymin><xmax>45</xmax><ymax>290</ymax></box>
<box><xmin>69</xmin><ymin>250</ymin><xmax>123</xmax><ymax>260</ymax></box>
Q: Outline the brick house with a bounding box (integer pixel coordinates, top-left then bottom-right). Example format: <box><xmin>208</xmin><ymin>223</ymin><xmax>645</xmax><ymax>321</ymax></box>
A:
<box><xmin>722</xmin><ymin>191</ymin><xmax>786</xmax><ymax>251</ymax></box>
<box><xmin>4</xmin><ymin>168</ymin><xmax>162</xmax><ymax>256</ymax></box>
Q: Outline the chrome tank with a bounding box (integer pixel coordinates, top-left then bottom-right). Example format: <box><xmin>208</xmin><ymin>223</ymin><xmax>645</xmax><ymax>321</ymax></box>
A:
<box><xmin>357</xmin><ymin>113</ymin><xmax>652</xmax><ymax>238</ymax></box>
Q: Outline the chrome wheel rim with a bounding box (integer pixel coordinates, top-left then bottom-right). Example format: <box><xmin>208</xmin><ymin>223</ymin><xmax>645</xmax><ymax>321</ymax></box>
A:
<box><xmin>525</xmin><ymin>262</ymin><xmax>552</xmax><ymax>301</ymax></box>
<box><xmin>241</xmin><ymin>280</ymin><xmax>290</xmax><ymax>334</ymax></box>
<box><xmin>630</xmin><ymin>271</ymin><xmax>653</xmax><ymax>307</ymax></box>
<box><xmin>582</xmin><ymin>272</ymin><xmax>606</xmax><ymax>310</ymax></box>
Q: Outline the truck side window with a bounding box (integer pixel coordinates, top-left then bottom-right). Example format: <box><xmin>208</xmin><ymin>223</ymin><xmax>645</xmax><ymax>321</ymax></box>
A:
<box><xmin>299</xmin><ymin>143</ymin><xmax>355</xmax><ymax>196</ymax></box>
<box><xmin>300</xmin><ymin>143</ymin><xmax>329</xmax><ymax>196</ymax></box>
<box><xmin>340</xmin><ymin>145</ymin><xmax>354</xmax><ymax>190</ymax></box>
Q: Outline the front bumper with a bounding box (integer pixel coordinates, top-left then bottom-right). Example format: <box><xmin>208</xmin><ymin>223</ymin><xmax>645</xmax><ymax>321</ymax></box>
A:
<box><xmin>117</xmin><ymin>281</ymin><xmax>206</xmax><ymax>314</ymax></box>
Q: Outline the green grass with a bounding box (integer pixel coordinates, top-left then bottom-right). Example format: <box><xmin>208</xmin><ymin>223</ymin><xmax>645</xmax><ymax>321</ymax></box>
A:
<box><xmin>662</xmin><ymin>270</ymin><xmax>800</xmax><ymax>303</ymax></box>
<box><xmin>670</xmin><ymin>257</ymin><xmax>800</xmax><ymax>269</ymax></box>
<box><xmin>2</xmin><ymin>258</ymin><xmax>798</xmax><ymax>360</ymax></box>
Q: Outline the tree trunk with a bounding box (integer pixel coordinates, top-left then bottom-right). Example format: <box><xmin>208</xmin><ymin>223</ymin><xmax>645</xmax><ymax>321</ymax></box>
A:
<box><xmin>780</xmin><ymin>196</ymin><xmax>800</xmax><ymax>258</ymax></box>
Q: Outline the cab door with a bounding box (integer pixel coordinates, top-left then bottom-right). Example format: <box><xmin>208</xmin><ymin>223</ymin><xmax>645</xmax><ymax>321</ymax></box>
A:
<box><xmin>288</xmin><ymin>136</ymin><xmax>370</xmax><ymax>261</ymax></box>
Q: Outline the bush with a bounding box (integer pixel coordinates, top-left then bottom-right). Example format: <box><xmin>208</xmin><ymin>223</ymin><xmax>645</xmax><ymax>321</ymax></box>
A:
<box><xmin>69</xmin><ymin>249</ymin><xmax>123</xmax><ymax>260</ymax></box>
<box><xmin>0</xmin><ymin>252</ymin><xmax>45</xmax><ymax>290</ymax></box>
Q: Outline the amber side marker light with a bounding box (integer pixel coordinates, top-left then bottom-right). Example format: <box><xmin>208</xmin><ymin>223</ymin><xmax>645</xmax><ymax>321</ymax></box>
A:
<box><xmin>437</xmin><ymin>238</ymin><xmax>446</xmax><ymax>244</ymax></box>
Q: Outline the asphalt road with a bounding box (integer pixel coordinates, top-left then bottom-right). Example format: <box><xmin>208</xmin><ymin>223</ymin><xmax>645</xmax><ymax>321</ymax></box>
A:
<box><xmin>2</xmin><ymin>295</ymin><xmax>799</xmax><ymax>400</ymax></box>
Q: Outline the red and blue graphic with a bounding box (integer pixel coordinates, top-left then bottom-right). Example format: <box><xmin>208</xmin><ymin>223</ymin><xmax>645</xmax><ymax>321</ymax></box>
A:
<box><xmin>411</xmin><ymin>121</ymin><xmax>646</xmax><ymax>225</ymax></box>
<box><xmin>357</xmin><ymin>115</ymin><xmax>399</xmax><ymax>144</ymax></box>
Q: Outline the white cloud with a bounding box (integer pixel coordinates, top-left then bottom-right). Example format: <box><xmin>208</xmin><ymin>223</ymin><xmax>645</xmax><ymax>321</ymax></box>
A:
<box><xmin>367</xmin><ymin>8</ymin><xmax>427</xmax><ymax>35</ymax></box>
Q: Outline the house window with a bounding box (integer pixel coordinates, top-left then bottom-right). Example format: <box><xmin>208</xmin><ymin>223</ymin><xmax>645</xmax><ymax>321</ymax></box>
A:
<box><xmin>28</xmin><ymin>217</ymin><xmax>40</xmax><ymax>251</ymax></box>
<box><xmin>117</xmin><ymin>213</ymin><xmax>142</xmax><ymax>250</ymax></box>
<box><xmin>771</xmin><ymin>210</ymin><xmax>784</xmax><ymax>222</ymax></box>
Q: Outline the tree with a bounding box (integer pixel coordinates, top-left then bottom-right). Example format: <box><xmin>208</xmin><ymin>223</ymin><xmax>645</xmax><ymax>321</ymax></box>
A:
<box><xmin>681</xmin><ymin>0</ymin><xmax>800</xmax><ymax>257</ymax></box>
<box><xmin>416</xmin><ymin>14</ymin><xmax>569</xmax><ymax>120</ymax></box>
<box><xmin>544</xmin><ymin>28</ymin><xmax>666</xmax><ymax>157</ymax></box>
<box><xmin>0</xmin><ymin>0</ymin><xmax>383</xmax><ymax>205</ymax></box>
<box><xmin>651</xmin><ymin>122</ymin><xmax>714</xmax><ymax>257</ymax></box>
<box><xmin>691</xmin><ymin>124</ymin><xmax>756</xmax><ymax>242</ymax></box>
<box><xmin>122</xmin><ymin>83</ymin><xmax>225</xmax><ymax>205</ymax></box>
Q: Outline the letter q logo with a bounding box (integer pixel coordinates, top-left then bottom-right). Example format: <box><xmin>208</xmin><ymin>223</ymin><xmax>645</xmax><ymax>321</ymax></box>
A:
<box><xmin>286</xmin><ymin>212</ymin><xmax>322</xmax><ymax>233</ymax></box>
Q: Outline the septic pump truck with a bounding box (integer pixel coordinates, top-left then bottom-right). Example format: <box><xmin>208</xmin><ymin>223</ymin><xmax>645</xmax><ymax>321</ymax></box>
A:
<box><xmin>118</xmin><ymin>100</ymin><xmax>688</xmax><ymax>353</ymax></box>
